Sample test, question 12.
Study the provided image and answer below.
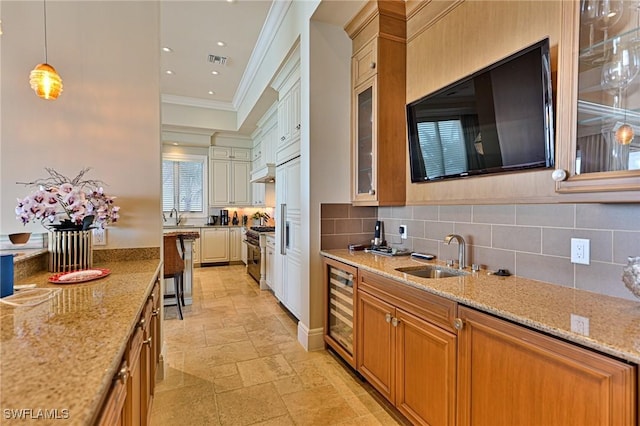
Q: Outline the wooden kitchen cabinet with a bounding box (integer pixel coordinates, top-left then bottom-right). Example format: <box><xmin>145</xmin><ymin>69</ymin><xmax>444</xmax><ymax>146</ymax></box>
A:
<box><xmin>357</xmin><ymin>270</ymin><xmax>457</xmax><ymax>426</ymax></box>
<box><xmin>555</xmin><ymin>1</ymin><xmax>640</xmax><ymax>199</ymax></box>
<box><xmin>456</xmin><ymin>306</ymin><xmax>637</xmax><ymax>426</ymax></box>
<box><xmin>345</xmin><ymin>0</ymin><xmax>406</xmax><ymax>206</ymax></box>
<box><xmin>201</xmin><ymin>228</ymin><xmax>229</xmax><ymax>263</ymax></box>
<box><xmin>98</xmin><ymin>279</ymin><xmax>160</xmax><ymax>426</ymax></box>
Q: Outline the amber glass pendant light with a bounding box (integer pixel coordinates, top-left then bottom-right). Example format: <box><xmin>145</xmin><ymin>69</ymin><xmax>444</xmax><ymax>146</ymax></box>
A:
<box><xmin>30</xmin><ymin>0</ymin><xmax>63</xmax><ymax>100</ymax></box>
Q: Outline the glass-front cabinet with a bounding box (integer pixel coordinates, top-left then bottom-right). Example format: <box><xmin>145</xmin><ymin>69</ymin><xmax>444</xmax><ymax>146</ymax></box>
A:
<box><xmin>557</xmin><ymin>0</ymin><xmax>640</xmax><ymax>195</ymax></box>
<box><xmin>346</xmin><ymin>0</ymin><xmax>406</xmax><ymax>206</ymax></box>
<box><xmin>354</xmin><ymin>80</ymin><xmax>376</xmax><ymax>200</ymax></box>
<box><xmin>323</xmin><ymin>257</ymin><xmax>358</xmax><ymax>368</ymax></box>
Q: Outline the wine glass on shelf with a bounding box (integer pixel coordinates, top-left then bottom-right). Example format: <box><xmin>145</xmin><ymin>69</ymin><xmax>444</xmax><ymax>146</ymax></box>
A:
<box><xmin>592</xmin><ymin>0</ymin><xmax>624</xmax><ymax>63</ymax></box>
<box><xmin>580</xmin><ymin>0</ymin><xmax>599</xmax><ymax>59</ymax></box>
<box><xmin>601</xmin><ymin>38</ymin><xmax>640</xmax><ymax>145</ymax></box>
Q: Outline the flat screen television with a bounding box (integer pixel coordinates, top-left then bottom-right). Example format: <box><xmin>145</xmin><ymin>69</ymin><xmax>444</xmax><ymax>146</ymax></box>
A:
<box><xmin>406</xmin><ymin>38</ymin><xmax>554</xmax><ymax>182</ymax></box>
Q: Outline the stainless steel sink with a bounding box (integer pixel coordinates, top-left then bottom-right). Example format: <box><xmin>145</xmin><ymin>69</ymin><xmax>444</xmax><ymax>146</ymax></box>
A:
<box><xmin>396</xmin><ymin>265</ymin><xmax>469</xmax><ymax>279</ymax></box>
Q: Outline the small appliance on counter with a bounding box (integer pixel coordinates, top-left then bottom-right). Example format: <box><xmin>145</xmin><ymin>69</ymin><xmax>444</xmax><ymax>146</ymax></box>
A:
<box><xmin>232</xmin><ymin>212</ymin><xmax>239</xmax><ymax>225</ymax></box>
<box><xmin>207</xmin><ymin>215</ymin><xmax>218</xmax><ymax>225</ymax></box>
<box><xmin>372</xmin><ymin>220</ymin><xmax>385</xmax><ymax>247</ymax></box>
<box><xmin>220</xmin><ymin>209</ymin><xmax>229</xmax><ymax>225</ymax></box>
<box><xmin>242</xmin><ymin>215</ymin><xmax>248</xmax><ymax>226</ymax></box>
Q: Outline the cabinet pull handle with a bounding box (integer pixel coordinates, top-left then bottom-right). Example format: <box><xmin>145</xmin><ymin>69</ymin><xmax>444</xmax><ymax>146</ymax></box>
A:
<box><xmin>138</xmin><ymin>317</ymin><xmax>145</xmax><ymax>328</ymax></box>
<box><xmin>391</xmin><ymin>317</ymin><xmax>400</xmax><ymax>327</ymax></box>
<box><xmin>143</xmin><ymin>336</ymin><xmax>152</xmax><ymax>346</ymax></box>
<box><xmin>370</xmin><ymin>62</ymin><xmax>376</xmax><ymax>69</ymax></box>
<box><xmin>281</xmin><ymin>136</ymin><xmax>286</xmax><ymax>141</ymax></box>
<box><xmin>152</xmin><ymin>308</ymin><xmax>159</xmax><ymax>317</ymax></box>
<box><xmin>117</xmin><ymin>361</ymin><xmax>128</xmax><ymax>384</ymax></box>
<box><xmin>368</xmin><ymin>189</ymin><xmax>376</xmax><ymax>195</ymax></box>
<box><xmin>385</xmin><ymin>313</ymin><xmax>392</xmax><ymax>323</ymax></box>
<box><xmin>453</xmin><ymin>318</ymin><xmax>464</xmax><ymax>330</ymax></box>
<box><xmin>295</xmin><ymin>124</ymin><xmax>301</xmax><ymax>130</ymax></box>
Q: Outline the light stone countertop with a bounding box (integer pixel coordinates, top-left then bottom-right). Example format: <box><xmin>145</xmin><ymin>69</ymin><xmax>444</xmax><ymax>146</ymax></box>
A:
<box><xmin>321</xmin><ymin>249</ymin><xmax>640</xmax><ymax>364</ymax></box>
<box><xmin>0</xmin><ymin>258</ymin><xmax>161</xmax><ymax>425</ymax></box>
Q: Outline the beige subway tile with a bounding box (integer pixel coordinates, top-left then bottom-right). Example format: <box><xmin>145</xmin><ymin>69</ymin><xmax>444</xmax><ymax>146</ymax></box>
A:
<box><xmin>336</xmin><ymin>219</ymin><xmax>364</xmax><ymax>234</ymax></box>
<box><xmin>321</xmin><ymin>219</ymin><xmax>335</xmax><ymax>235</ymax></box>
<box><xmin>515</xmin><ymin>253</ymin><xmax>573</xmax><ymax>287</ymax></box>
<box><xmin>473</xmin><ymin>204</ymin><xmax>516</xmax><ymax>224</ymax></box>
<box><xmin>321</xmin><ymin>203</ymin><xmax>350</xmax><ymax>219</ymax></box>
<box><xmin>516</xmin><ymin>204</ymin><xmax>575</xmax><ymax>227</ymax></box>
<box><xmin>493</xmin><ymin>225</ymin><xmax>541</xmax><ymax>253</ymax></box>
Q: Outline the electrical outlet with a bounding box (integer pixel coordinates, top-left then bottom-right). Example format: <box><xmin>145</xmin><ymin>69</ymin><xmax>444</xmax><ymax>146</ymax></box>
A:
<box><xmin>93</xmin><ymin>228</ymin><xmax>107</xmax><ymax>246</ymax></box>
<box><xmin>570</xmin><ymin>238</ymin><xmax>590</xmax><ymax>265</ymax></box>
<box><xmin>570</xmin><ymin>313</ymin><xmax>590</xmax><ymax>336</ymax></box>
<box><xmin>399</xmin><ymin>225</ymin><xmax>407</xmax><ymax>240</ymax></box>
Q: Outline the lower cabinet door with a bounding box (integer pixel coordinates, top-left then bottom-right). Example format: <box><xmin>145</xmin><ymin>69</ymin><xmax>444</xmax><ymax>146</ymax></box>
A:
<box><xmin>357</xmin><ymin>290</ymin><xmax>395</xmax><ymax>402</ymax></box>
<box><xmin>457</xmin><ymin>306</ymin><xmax>637</xmax><ymax>426</ymax></box>
<box><xmin>395</xmin><ymin>308</ymin><xmax>457</xmax><ymax>426</ymax></box>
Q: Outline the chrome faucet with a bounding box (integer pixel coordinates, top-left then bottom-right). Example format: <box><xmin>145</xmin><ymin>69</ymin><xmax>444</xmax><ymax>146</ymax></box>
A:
<box><xmin>444</xmin><ymin>234</ymin><xmax>466</xmax><ymax>270</ymax></box>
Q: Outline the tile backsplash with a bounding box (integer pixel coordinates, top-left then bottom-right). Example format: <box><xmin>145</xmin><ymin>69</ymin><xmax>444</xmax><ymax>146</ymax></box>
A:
<box><xmin>321</xmin><ymin>202</ymin><xmax>640</xmax><ymax>301</ymax></box>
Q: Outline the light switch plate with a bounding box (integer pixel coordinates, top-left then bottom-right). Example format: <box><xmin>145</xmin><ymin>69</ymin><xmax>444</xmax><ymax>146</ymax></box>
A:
<box><xmin>93</xmin><ymin>228</ymin><xmax>107</xmax><ymax>246</ymax></box>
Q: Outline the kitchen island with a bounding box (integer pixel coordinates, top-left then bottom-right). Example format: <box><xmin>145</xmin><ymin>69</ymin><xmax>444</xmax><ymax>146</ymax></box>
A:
<box><xmin>0</xmin><ymin>258</ymin><xmax>161</xmax><ymax>425</ymax></box>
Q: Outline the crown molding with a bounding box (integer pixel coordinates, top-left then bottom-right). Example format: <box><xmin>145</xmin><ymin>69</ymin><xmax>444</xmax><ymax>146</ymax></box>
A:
<box><xmin>233</xmin><ymin>0</ymin><xmax>293</xmax><ymax>109</ymax></box>
<box><xmin>161</xmin><ymin>94</ymin><xmax>236</xmax><ymax>111</ymax></box>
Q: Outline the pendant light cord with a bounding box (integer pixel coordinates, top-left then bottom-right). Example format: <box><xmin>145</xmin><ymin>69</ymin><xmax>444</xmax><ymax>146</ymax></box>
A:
<box><xmin>43</xmin><ymin>0</ymin><xmax>48</xmax><ymax>63</ymax></box>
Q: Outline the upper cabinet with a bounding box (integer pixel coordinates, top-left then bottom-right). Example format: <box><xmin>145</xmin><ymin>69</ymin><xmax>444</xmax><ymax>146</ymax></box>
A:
<box><xmin>557</xmin><ymin>0</ymin><xmax>640</xmax><ymax>198</ymax></box>
<box><xmin>346</xmin><ymin>0</ymin><xmax>407</xmax><ymax>206</ymax></box>
<box><xmin>272</xmin><ymin>45</ymin><xmax>301</xmax><ymax>165</ymax></box>
<box><xmin>209</xmin><ymin>146</ymin><xmax>251</xmax><ymax>207</ymax></box>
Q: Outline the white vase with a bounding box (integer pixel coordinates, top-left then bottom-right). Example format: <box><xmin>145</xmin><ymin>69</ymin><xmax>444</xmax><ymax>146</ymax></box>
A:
<box><xmin>48</xmin><ymin>230</ymin><xmax>93</xmax><ymax>272</ymax></box>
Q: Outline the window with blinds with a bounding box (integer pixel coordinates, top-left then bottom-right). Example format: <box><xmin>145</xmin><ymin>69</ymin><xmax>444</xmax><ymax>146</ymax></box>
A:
<box><xmin>162</xmin><ymin>155</ymin><xmax>206</xmax><ymax>213</ymax></box>
<box><xmin>417</xmin><ymin>120</ymin><xmax>468</xmax><ymax>180</ymax></box>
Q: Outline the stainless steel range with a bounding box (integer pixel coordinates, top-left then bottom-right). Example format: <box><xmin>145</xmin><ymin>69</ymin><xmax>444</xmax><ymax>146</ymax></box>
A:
<box><xmin>244</xmin><ymin>226</ymin><xmax>275</xmax><ymax>284</ymax></box>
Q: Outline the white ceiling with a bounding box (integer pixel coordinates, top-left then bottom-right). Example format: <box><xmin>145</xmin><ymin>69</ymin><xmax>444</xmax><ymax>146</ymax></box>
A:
<box><xmin>159</xmin><ymin>0</ymin><xmax>366</xmax><ymax>137</ymax></box>
<box><xmin>160</xmin><ymin>0</ymin><xmax>272</xmax><ymax>110</ymax></box>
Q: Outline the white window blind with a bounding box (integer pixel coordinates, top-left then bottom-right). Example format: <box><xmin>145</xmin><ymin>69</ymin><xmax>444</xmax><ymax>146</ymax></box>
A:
<box><xmin>162</xmin><ymin>155</ymin><xmax>206</xmax><ymax>213</ymax></box>
<box><xmin>417</xmin><ymin>120</ymin><xmax>468</xmax><ymax>179</ymax></box>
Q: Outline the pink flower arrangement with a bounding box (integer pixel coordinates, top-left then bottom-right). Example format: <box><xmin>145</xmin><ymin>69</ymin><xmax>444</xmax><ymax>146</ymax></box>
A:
<box><xmin>15</xmin><ymin>168</ymin><xmax>120</xmax><ymax>230</ymax></box>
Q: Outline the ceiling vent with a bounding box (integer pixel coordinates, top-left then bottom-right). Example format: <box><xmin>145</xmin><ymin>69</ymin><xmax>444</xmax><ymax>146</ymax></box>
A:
<box><xmin>208</xmin><ymin>54</ymin><xmax>228</xmax><ymax>66</ymax></box>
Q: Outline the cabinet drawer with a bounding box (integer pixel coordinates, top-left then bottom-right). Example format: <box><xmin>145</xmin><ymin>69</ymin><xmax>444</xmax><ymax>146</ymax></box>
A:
<box><xmin>359</xmin><ymin>270</ymin><xmax>457</xmax><ymax>333</ymax></box>
<box><xmin>352</xmin><ymin>38</ymin><xmax>377</xmax><ymax>87</ymax></box>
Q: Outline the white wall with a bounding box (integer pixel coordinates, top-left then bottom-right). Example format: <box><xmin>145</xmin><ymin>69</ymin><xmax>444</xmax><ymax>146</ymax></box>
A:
<box><xmin>1</xmin><ymin>1</ymin><xmax>161</xmax><ymax>249</ymax></box>
<box><xmin>306</xmin><ymin>19</ymin><xmax>353</xmax><ymax>337</ymax></box>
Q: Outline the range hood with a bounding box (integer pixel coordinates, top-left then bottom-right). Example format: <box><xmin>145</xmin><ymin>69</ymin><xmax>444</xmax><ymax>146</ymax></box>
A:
<box><xmin>250</xmin><ymin>164</ymin><xmax>276</xmax><ymax>183</ymax></box>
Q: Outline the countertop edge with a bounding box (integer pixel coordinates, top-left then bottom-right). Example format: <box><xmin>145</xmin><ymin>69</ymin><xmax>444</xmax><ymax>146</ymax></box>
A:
<box><xmin>321</xmin><ymin>250</ymin><xmax>640</xmax><ymax>364</ymax></box>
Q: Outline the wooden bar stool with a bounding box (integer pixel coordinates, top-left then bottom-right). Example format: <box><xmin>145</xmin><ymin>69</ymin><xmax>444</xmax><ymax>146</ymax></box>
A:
<box><xmin>163</xmin><ymin>234</ymin><xmax>185</xmax><ymax>320</ymax></box>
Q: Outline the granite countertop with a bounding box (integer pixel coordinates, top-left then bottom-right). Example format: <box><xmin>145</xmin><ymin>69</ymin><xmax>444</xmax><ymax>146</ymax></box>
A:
<box><xmin>0</xmin><ymin>248</ymin><xmax>48</xmax><ymax>262</ymax></box>
<box><xmin>163</xmin><ymin>230</ymin><xmax>200</xmax><ymax>240</ymax></box>
<box><xmin>321</xmin><ymin>249</ymin><xmax>640</xmax><ymax>364</ymax></box>
<box><xmin>0</xmin><ymin>259</ymin><xmax>161</xmax><ymax>425</ymax></box>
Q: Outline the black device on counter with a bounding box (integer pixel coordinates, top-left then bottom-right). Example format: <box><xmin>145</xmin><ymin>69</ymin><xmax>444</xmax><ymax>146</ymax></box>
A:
<box><xmin>220</xmin><ymin>209</ymin><xmax>229</xmax><ymax>225</ymax></box>
<box><xmin>373</xmin><ymin>220</ymin><xmax>385</xmax><ymax>247</ymax></box>
<box><xmin>232</xmin><ymin>212</ymin><xmax>239</xmax><ymax>225</ymax></box>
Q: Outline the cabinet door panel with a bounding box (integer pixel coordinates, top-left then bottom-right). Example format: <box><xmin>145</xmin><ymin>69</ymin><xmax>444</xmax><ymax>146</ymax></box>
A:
<box><xmin>201</xmin><ymin>229</ymin><xmax>229</xmax><ymax>263</ymax></box>
<box><xmin>231</xmin><ymin>162</ymin><xmax>251</xmax><ymax>205</ymax></box>
<box><xmin>457</xmin><ymin>306</ymin><xmax>636</xmax><ymax>426</ymax></box>
<box><xmin>396</xmin><ymin>308</ymin><xmax>456</xmax><ymax>426</ymax></box>
<box><xmin>210</xmin><ymin>160</ymin><xmax>230</xmax><ymax>205</ymax></box>
<box><xmin>357</xmin><ymin>290</ymin><xmax>395</xmax><ymax>402</ymax></box>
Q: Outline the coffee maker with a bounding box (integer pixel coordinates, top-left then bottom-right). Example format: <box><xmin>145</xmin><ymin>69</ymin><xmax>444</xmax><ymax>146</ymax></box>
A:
<box><xmin>220</xmin><ymin>209</ymin><xmax>229</xmax><ymax>225</ymax></box>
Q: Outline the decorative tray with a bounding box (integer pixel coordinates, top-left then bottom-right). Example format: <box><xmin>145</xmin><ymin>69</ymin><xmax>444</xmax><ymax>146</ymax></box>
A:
<box><xmin>48</xmin><ymin>268</ymin><xmax>111</xmax><ymax>284</ymax></box>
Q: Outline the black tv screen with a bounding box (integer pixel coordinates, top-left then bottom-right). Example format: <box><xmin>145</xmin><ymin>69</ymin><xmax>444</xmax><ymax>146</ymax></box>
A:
<box><xmin>406</xmin><ymin>38</ymin><xmax>554</xmax><ymax>182</ymax></box>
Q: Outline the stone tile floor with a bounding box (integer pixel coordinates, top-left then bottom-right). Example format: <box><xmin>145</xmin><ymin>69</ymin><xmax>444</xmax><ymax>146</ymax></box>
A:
<box><xmin>150</xmin><ymin>264</ymin><xmax>408</xmax><ymax>426</ymax></box>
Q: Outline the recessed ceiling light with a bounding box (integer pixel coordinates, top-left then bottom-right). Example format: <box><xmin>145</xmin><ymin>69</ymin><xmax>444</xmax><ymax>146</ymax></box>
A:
<box><xmin>162</xmin><ymin>47</ymin><xmax>173</xmax><ymax>52</ymax></box>
<box><xmin>208</xmin><ymin>91</ymin><xmax>215</xmax><ymax>95</ymax></box>
<box><xmin>211</xmin><ymin>71</ymin><xmax>219</xmax><ymax>75</ymax></box>
<box><xmin>165</xmin><ymin>70</ymin><xmax>174</xmax><ymax>75</ymax></box>
<box><xmin>172</xmin><ymin>142</ymin><xmax>179</xmax><ymax>146</ymax></box>
<box><xmin>216</xmin><ymin>41</ymin><xmax>226</xmax><ymax>47</ymax></box>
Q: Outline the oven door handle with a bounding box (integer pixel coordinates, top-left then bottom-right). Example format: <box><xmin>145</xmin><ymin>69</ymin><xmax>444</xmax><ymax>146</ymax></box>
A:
<box><xmin>243</xmin><ymin>239</ymin><xmax>260</xmax><ymax>249</ymax></box>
